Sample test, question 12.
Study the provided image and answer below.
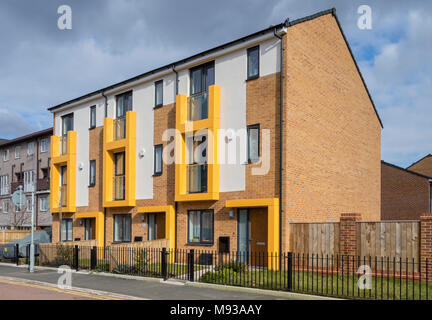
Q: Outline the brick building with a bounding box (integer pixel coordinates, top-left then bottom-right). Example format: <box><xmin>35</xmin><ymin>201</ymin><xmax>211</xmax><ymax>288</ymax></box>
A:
<box><xmin>0</xmin><ymin>128</ymin><xmax>53</xmax><ymax>230</ymax></box>
<box><xmin>407</xmin><ymin>154</ymin><xmax>432</xmax><ymax>177</ymax></box>
<box><xmin>47</xmin><ymin>9</ymin><xmax>382</xmax><ymax>254</ymax></box>
<box><xmin>381</xmin><ymin>161</ymin><xmax>431</xmax><ymax>220</ymax></box>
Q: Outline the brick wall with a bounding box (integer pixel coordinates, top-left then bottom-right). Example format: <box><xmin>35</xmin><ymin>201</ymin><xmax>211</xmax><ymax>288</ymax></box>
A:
<box><xmin>381</xmin><ymin>162</ymin><xmax>430</xmax><ymax>220</ymax></box>
<box><xmin>408</xmin><ymin>155</ymin><xmax>432</xmax><ymax>177</ymax></box>
<box><xmin>339</xmin><ymin>213</ymin><xmax>361</xmax><ymax>257</ymax></box>
<box><xmin>420</xmin><ymin>213</ymin><xmax>432</xmax><ymax>278</ymax></box>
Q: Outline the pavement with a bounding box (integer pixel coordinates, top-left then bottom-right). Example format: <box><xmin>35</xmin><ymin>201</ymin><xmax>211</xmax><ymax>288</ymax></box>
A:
<box><xmin>0</xmin><ymin>263</ymin><xmax>313</xmax><ymax>300</ymax></box>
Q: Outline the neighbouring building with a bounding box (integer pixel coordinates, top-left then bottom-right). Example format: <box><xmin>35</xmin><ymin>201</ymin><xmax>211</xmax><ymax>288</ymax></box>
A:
<box><xmin>47</xmin><ymin>9</ymin><xmax>382</xmax><ymax>255</ymax></box>
<box><xmin>407</xmin><ymin>154</ymin><xmax>432</xmax><ymax>177</ymax></box>
<box><xmin>0</xmin><ymin>128</ymin><xmax>53</xmax><ymax>230</ymax></box>
<box><xmin>381</xmin><ymin>161</ymin><xmax>431</xmax><ymax>220</ymax></box>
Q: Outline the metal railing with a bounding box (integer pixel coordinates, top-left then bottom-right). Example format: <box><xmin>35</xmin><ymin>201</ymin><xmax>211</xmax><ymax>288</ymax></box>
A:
<box><xmin>60</xmin><ymin>136</ymin><xmax>68</xmax><ymax>155</ymax></box>
<box><xmin>60</xmin><ymin>185</ymin><xmax>67</xmax><ymax>207</ymax></box>
<box><xmin>188</xmin><ymin>92</ymin><xmax>208</xmax><ymax>121</ymax></box>
<box><xmin>113</xmin><ymin>175</ymin><xmax>125</xmax><ymax>200</ymax></box>
<box><xmin>113</xmin><ymin>118</ymin><xmax>126</xmax><ymax>141</ymax></box>
<box><xmin>187</xmin><ymin>164</ymin><xmax>207</xmax><ymax>193</ymax></box>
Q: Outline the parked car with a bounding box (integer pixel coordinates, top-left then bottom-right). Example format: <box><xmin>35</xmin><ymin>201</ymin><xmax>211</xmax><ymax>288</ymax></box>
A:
<box><xmin>1</xmin><ymin>230</ymin><xmax>50</xmax><ymax>259</ymax></box>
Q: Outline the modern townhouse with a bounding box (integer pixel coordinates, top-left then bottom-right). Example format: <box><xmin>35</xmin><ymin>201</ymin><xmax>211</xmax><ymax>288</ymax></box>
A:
<box><xmin>0</xmin><ymin>128</ymin><xmax>52</xmax><ymax>230</ymax></box>
<box><xmin>48</xmin><ymin>9</ymin><xmax>382</xmax><ymax>256</ymax></box>
<box><xmin>381</xmin><ymin>161</ymin><xmax>432</xmax><ymax>220</ymax></box>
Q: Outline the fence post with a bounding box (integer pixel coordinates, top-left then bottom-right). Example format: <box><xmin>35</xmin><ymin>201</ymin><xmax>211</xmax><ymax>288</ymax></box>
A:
<box><xmin>340</xmin><ymin>213</ymin><xmax>361</xmax><ymax>270</ymax></box>
<box><xmin>287</xmin><ymin>252</ymin><xmax>293</xmax><ymax>291</ymax></box>
<box><xmin>74</xmin><ymin>245</ymin><xmax>79</xmax><ymax>271</ymax></box>
<box><xmin>15</xmin><ymin>243</ymin><xmax>19</xmax><ymax>266</ymax></box>
<box><xmin>26</xmin><ymin>244</ymin><xmax>30</xmax><ymax>267</ymax></box>
<box><xmin>90</xmin><ymin>246</ymin><xmax>97</xmax><ymax>270</ymax></box>
<box><xmin>188</xmin><ymin>249</ymin><xmax>195</xmax><ymax>282</ymax></box>
<box><xmin>161</xmin><ymin>248</ymin><xmax>167</xmax><ymax>280</ymax></box>
<box><xmin>420</xmin><ymin>213</ymin><xmax>432</xmax><ymax>281</ymax></box>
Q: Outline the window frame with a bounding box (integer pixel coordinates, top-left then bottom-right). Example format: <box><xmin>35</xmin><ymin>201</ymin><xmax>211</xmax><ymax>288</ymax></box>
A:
<box><xmin>40</xmin><ymin>197</ymin><xmax>47</xmax><ymax>212</ymax></box>
<box><xmin>61</xmin><ymin>113</ymin><xmax>74</xmax><ymax>136</ymax></box>
<box><xmin>154</xmin><ymin>80</ymin><xmax>163</xmax><ymax>108</ymax></box>
<box><xmin>153</xmin><ymin>144</ymin><xmax>163</xmax><ymax>175</ymax></box>
<box><xmin>89</xmin><ymin>105</ymin><xmax>96</xmax><ymax>129</ymax></box>
<box><xmin>89</xmin><ymin>160</ymin><xmax>96</xmax><ymax>187</ymax></box>
<box><xmin>113</xmin><ymin>214</ymin><xmax>132</xmax><ymax>243</ymax></box>
<box><xmin>115</xmin><ymin>91</ymin><xmax>133</xmax><ymax>119</ymax></box>
<box><xmin>247</xmin><ymin>124</ymin><xmax>260</xmax><ymax>163</ymax></box>
<box><xmin>189</xmin><ymin>61</ymin><xmax>215</xmax><ymax>96</ymax></box>
<box><xmin>40</xmin><ymin>138</ymin><xmax>49</xmax><ymax>153</ymax></box>
<box><xmin>27</xmin><ymin>142</ymin><xmax>35</xmax><ymax>156</ymax></box>
<box><xmin>247</xmin><ymin>46</ymin><xmax>260</xmax><ymax>80</ymax></box>
<box><xmin>2</xmin><ymin>200</ymin><xmax>8</xmax><ymax>213</ymax></box>
<box><xmin>14</xmin><ymin>146</ymin><xmax>20</xmax><ymax>159</ymax></box>
<box><xmin>61</xmin><ymin>218</ymin><xmax>73</xmax><ymax>242</ymax></box>
<box><xmin>187</xmin><ymin>209</ymin><xmax>214</xmax><ymax>245</ymax></box>
<box><xmin>3</xmin><ymin>149</ymin><xmax>9</xmax><ymax>161</ymax></box>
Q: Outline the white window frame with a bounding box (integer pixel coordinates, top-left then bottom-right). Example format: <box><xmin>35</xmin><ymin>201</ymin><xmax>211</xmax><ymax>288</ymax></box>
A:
<box><xmin>40</xmin><ymin>138</ymin><xmax>49</xmax><ymax>153</ymax></box>
<box><xmin>26</xmin><ymin>198</ymin><xmax>32</xmax><ymax>212</ymax></box>
<box><xmin>2</xmin><ymin>200</ymin><xmax>8</xmax><ymax>213</ymax></box>
<box><xmin>14</xmin><ymin>146</ymin><xmax>20</xmax><ymax>159</ymax></box>
<box><xmin>3</xmin><ymin>149</ymin><xmax>9</xmax><ymax>161</ymax></box>
<box><xmin>0</xmin><ymin>175</ymin><xmax>9</xmax><ymax>195</ymax></box>
<box><xmin>23</xmin><ymin>170</ymin><xmax>34</xmax><ymax>193</ymax></box>
<box><xmin>40</xmin><ymin>197</ymin><xmax>47</xmax><ymax>212</ymax></box>
<box><xmin>27</xmin><ymin>142</ymin><xmax>35</xmax><ymax>156</ymax></box>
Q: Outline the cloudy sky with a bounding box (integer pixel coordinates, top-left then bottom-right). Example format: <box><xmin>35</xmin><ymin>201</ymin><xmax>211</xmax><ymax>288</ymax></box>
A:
<box><xmin>0</xmin><ymin>0</ymin><xmax>430</xmax><ymax>167</ymax></box>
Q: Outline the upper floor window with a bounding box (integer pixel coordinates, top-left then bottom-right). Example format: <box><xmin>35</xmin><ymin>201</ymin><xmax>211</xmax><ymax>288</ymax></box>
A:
<box><xmin>155</xmin><ymin>80</ymin><xmax>163</xmax><ymax>108</ymax></box>
<box><xmin>3</xmin><ymin>149</ymin><xmax>8</xmax><ymax>161</ymax></box>
<box><xmin>40</xmin><ymin>138</ymin><xmax>49</xmax><ymax>153</ymax></box>
<box><xmin>27</xmin><ymin>142</ymin><xmax>35</xmax><ymax>156</ymax></box>
<box><xmin>89</xmin><ymin>160</ymin><xmax>96</xmax><ymax>187</ymax></box>
<box><xmin>90</xmin><ymin>105</ymin><xmax>96</xmax><ymax>129</ymax></box>
<box><xmin>189</xmin><ymin>62</ymin><xmax>214</xmax><ymax>121</ymax></box>
<box><xmin>2</xmin><ymin>200</ymin><xmax>9</xmax><ymax>213</ymax></box>
<box><xmin>26</xmin><ymin>198</ymin><xmax>32</xmax><ymax>212</ymax></box>
<box><xmin>14</xmin><ymin>146</ymin><xmax>20</xmax><ymax>159</ymax></box>
<box><xmin>61</xmin><ymin>113</ymin><xmax>74</xmax><ymax>136</ymax></box>
<box><xmin>0</xmin><ymin>175</ymin><xmax>8</xmax><ymax>196</ymax></box>
<box><xmin>23</xmin><ymin>170</ymin><xmax>35</xmax><ymax>192</ymax></box>
<box><xmin>247</xmin><ymin>124</ymin><xmax>260</xmax><ymax>163</ymax></box>
<box><xmin>247</xmin><ymin>46</ymin><xmax>260</xmax><ymax>80</ymax></box>
<box><xmin>40</xmin><ymin>197</ymin><xmax>48</xmax><ymax>212</ymax></box>
<box><xmin>116</xmin><ymin>91</ymin><xmax>132</xmax><ymax>119</ymax></box>
<box><xmin>154</xmin><ymin>145</ymin><xmax>163</xmax><ymax>175</ymax></box>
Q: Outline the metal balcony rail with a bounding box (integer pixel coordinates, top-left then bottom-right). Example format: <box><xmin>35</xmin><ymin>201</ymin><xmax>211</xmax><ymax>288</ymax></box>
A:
<box><xmin>113</xmin><ymin>118</ymin><xmax>126</xmax><ymax>141</ymax></box>
<box><xmin>187</xmin><ymin>163</ymin><xmax>207</xmax><ymax>193</ymax></box>
<box><xmin>188</xmin><ymin>92</ymin><xmax>208</xmax><ymax>121</ymax></box>
<box><xmin>60</xmin><ymin>136</ymin><xmax>68</xmax><ymax>155</ymax></box>
<box><xmin>113</xmin><ymin>175</ymin><xmax>125</xmax><ymax>200</ymax></box>
<box><xmin>60</xmin><ymin>185</ymin><xmax>67</xmax><ymax>207</ymax></box>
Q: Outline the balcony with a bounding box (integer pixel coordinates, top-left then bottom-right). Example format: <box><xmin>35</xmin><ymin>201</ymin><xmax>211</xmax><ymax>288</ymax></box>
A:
<box><xmin>113</xmin><ymin>175</ymin><xmax>125</xmax><ymax>200</ymax></box>
<box><xmin>60</xmin><ymin>136</ymin><xmax>68</xmax><ymax>155</ymax></box>
<box><xmin>187</xmin><ymin>164</ymin><xmax>207</xmax><ymax>193</ymax></box>
<box><xmin>103</xmin><ymin>111</ymin><xmax>136</xmax><ymax>207</ymax></box>
<box><xmin>113</xmin><ymin>118</ymin><xmax>126</xmax><ymax>141</ymax></box>
<box><xmin>188</xmin><ymin>92</ymin><xmax>208</xmax><ymax>121</ymax></box>
<box><xmin>36</xmin><ymin>178</ymin><xmax>50</xmax><ymax>191</ymax></box>
<box><xmin>0</xmin><ymin>185</ymin><xmax>9</xmax><ymax>196</ymax></box>
<box><xmin>60</xmin><ymin>185</ymin><xmax>67</xmax><ymax>207</ymax></box>
<box><xmin>10</xmin><ymin>181</ymin><xmax>21</xmax><ymax>194</ymax></box>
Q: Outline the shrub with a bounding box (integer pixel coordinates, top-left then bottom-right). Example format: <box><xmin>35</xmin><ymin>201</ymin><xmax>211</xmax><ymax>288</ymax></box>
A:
<box><xmin>200</xmin><ymin>271</ymin><xmax>226</xmax><ymax>283</ymax></box>
<box><xmin>94</xmin><ymin>262</ymin><xmax>110</xmax><ymax>272</ymax></box>
<box><xmin>113</xmin><ymin>264</ymin><xmax>133</xmax><ymax>274</ymax></box>
<box><xmin>215</xmin><ymin>261</ymin><xmax>248</xmax><ymax>273</ymax></box>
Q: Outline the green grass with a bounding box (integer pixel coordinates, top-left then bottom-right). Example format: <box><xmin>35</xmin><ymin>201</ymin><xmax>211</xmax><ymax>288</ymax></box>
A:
<box><xmin>199</xmin><ymin>268</ymin><xmax>432</xmax><ymax>300</ymax></box>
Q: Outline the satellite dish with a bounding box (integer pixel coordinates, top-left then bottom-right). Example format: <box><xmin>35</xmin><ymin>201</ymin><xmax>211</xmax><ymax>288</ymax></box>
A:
<box><xmin>12</xmin><ymin>185</ymin><xmax>26</xmax><ymax>207</ymax></box>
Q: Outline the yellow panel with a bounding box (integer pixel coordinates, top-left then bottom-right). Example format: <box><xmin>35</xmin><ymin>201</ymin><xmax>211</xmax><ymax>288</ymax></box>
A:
<box><xmin>75</xmin><ymin>212</ymin><xmax>105</xmax><ymax>247</ymax></box>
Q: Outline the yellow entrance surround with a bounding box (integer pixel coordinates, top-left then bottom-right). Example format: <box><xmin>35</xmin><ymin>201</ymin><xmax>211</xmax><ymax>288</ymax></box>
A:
<box><xmin>75</xmin><ymin>212</ymin><xmax>104</xmax><ymax>248</ymax></box>
<box><xmin>226</xmin><ymin>198</ymin><xmax>279</xmax><ymax>270</ymax></box>
<box><xmin>136</xmin><ymin>205</ymin><xmax>175</xmax><ymax>250</ymax></box>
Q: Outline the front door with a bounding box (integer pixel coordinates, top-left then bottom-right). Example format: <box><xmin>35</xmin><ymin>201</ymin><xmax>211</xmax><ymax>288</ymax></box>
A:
<box><xmin>237</xmin><ymin>209</ymin><xmax>250</xmax><ymax>263</ymax></box>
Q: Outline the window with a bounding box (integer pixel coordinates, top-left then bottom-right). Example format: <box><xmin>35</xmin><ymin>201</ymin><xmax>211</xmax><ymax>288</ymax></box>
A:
<box><xmin>61</xmin><ymin>113</ymin><xmax>74</xmax><ymax>136</ymax></box>
<box><xmin>116</xmin><ymin>91</ymin><xmax>133</xmax><ymax>118</ymax></box>
<box><xmin>113</xmin><ymin>214</ymin><xmax>131</xmax><ymax>242</ymax></box>
<box><xmin>14</xmin><ymin>146</ymin><xmax>20</xmax><ymax>159</ymax></box>
<box><xmin>247</xmin><ymin>46</ymin><xmax>259</xmax><ymax>79</ymax></box>
<box><xmin>189</xmin><ymin>62</ymin><xmax>215</xmax><ymax>121</ymax></box>
<box><xmin>2</xmin><ymin>200</ymin><xmax>8</xmax><ymax>213</ymax></box>
<box><xmin>26</xmin><ymin>198</ymin><xmax>32</xmax><ymax>212</ymax></box>
<box><xmin>61</xmin><ymin>219</ymin><xmax>73</xmax><ymax>242</ymax></box>
<box><xmin>27</xmin><ymin>142</ymin><xmax>35</xmax><ymax>156</ymax></box>
<box><xmin>15</xmin><ymin>202</ymin><xmax>22</xmax><ymax>212</ymax></box>
<box><xmin>90</xmin><ymin>105</ymin><xmax>96</xmax><ymax>129</ymax></box>
<box><xmin>3</xmin><ymin>149</ymin><xmax>9</xmax><ymax>161</ymax></box>
<box><xmin>154</xmin><ymin>145</ymin><xmax>163</xmax><ymax>175</ymax></box>
<box><xmin>23</xmin><ymin>171</ymin><xmax>35</xmax><ymax>192</ymax></box>
<box><xmin>155</xmin><ymin>80</ymin><xmax>163</xmax><ymax>108</ymax></box>
<box><xmin>84</xmin><ymin>219</ymin><xmax>92</xmax><ymax>240</ymax></box>
<box><xmin>0</xmin><ymin>175</ymin><xmax>8</xmax><ymax>195</ymax></box>
<box><xmin>40</xmin><ymin>138</ymin><xmax>49</xmax><ymax>153</ymax></box>
<box><xmin>147</xmin><ymin>213</ymin><xmax>156</xmax><ymax>241</ymax></box>
<box><xmin>247</xmin><ymin>124</ymin><xmax>260</xmax><ymax>163</ymax></box>
<box><xmin>188</xmin><ymin>210</ymin><xmax>214</xmax><ymax>244</ymax></box>
<box><xmin>40</xmin><ymin>197</ymin><xmax>47</xmax><ymax>212</ymax></box>
<box><xmin>89</xmin><ymin>160</ymin><xmax>96</xmax><ymax>187</ymax></box>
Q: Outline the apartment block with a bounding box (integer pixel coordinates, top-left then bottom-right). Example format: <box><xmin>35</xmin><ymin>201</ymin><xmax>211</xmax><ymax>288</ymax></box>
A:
<box><xmin>0</xmin><ymin>128</ymin><xmax>53</xmax><ymax>230</ymax></box>
<box><xmin>48</xmin><ymin>9</ymin><xmax>381</xmax><ymax>254</ymax></box>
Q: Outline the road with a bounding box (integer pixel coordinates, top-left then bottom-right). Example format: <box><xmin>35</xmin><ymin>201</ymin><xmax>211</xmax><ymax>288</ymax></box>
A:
<box><xmin>0</xmin><ymin>264</ymin><xmax>301</xmax><ymax>300</ymax></box>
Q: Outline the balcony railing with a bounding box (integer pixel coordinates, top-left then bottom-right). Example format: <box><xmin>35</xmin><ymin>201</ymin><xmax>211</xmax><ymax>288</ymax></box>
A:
<box><xmin>113</xmin><ymin>118</ymin><xmax>126</xmax><ymax>141</ymax></box>
<box><xmin>60</xmin><ymin>136</ymin><xmax>68</xmax><ymax>155</ymax></box>
<box><xmin>188</xmin><ymin>92</ymin><xmax>208</xmax><ymax>121</ymax></box>
<box><xmin>187</xmin><ymin>164</ymin><xmax>207</xmax><ymax>193</ymax></box>
<box><xmin>113</xmin><ymin>175</ymin><xmax>125</xmax><ymax>200</ymax></box>
<box><xmin>60</xmin><ymin>185</ymin><xmax>67</xmax><ymax>207</ymax></box>
<box><xmin>24</xmin><ymin>183</ymin><xmax>34</xmax><ymax>193</ymax></box>
<box><xmin>36</xmin><ymin>178</ymin><xmax>50</xmax><ymax>191</ymax></box>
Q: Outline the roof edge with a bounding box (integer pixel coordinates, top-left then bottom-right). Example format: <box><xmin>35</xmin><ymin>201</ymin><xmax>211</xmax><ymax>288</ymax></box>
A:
<box><xmin>0</xmin><ymin>127</ymin><xmax>53</xmax><ymax>148</ymax></box>
<box><xmin>382</xmin><ymin>160</ymin><xmax>432</xmax><ymax>180</ymax></box>
<box><xmin>406</xmin><ymin>154</ymin><xmax>432</xmax><ymax>170</ymax></box>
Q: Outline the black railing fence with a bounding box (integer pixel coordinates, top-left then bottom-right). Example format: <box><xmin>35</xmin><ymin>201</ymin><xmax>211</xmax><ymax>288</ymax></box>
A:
<box><xmin>5</xmin><ymin>244</ymin><xmax>432</xmax><ymax>300</ymax></box>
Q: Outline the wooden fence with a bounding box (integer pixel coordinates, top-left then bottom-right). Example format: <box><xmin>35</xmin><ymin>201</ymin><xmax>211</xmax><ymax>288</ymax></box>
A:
<box><xmin>0</xmin><ymin>230</ymin><xmax>31</xmax><ymax>245</ymax></box>
<box><xmin>290</xmin><ymin>222</ymin><xmax>340</xmax><ymax>256</ymax></box>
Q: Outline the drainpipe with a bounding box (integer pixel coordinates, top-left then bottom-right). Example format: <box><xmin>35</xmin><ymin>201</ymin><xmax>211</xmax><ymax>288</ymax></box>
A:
<box><xmin>172</xmin><ymin>64</ymin><xmax>179</xmax><ymax>250</ymax></box>
<box><xmin>274</xmin><ymin>22</ymin><xmax>287</xmax><ymax>256</ymax></box>
<box><xmin>101</xmin><ymin>90</ymin><xmax>108</xmax><ymax>118</ymax></box>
